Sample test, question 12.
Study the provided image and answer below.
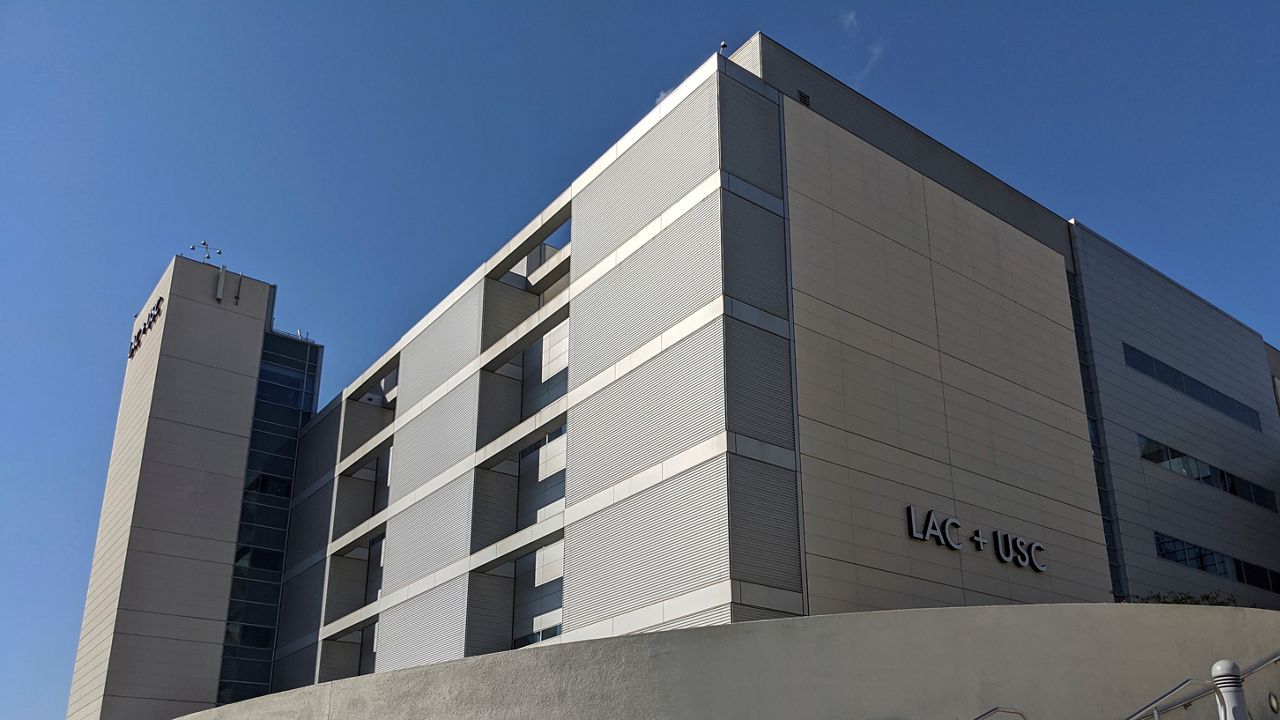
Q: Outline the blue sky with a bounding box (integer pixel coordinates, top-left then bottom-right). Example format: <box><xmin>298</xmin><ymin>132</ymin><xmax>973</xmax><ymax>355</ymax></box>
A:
<box><xmin>2</xmin><ymin>2</ymin><xmax>1277</xmax><ymax>717</ymax></box>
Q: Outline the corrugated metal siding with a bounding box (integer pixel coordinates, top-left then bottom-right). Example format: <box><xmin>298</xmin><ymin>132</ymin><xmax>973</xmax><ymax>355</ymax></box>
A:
<box><xmin>571</xmin><ymin>75</ymin><xmax>721</xmax><ymax>280</ymax></box>
<box><xmin>636</xmin><ymin>604</ymin><xmax>732</xmax><ymax>633</ymax></box>
<box><xmin>568</xmin><ymin>192</ymin><xmax>723</xmax><ymax>388</ymax></box>
<box><xmin>565</xmin><ymin>319</ymin><xmax>726</xmax><ymax>505</ymax></box>
<box><xmin>723</xmin><ymin>192</ymin><xmax>789</xmax><ymax>319</ymax></box>
<box><xmin>758</xmin><ymin>37</ymin><xmax>1072</xmax><ymax>267</ymax></box>
<box><xmin>465</xmin><ymin>572</ymin><xmax>514</xmax><ymax>656</ymax></box>
<box><xmin>269</xmin><ymin>642</ymin><xmax>316</xmax><ymax>692</ymax></box>
<box><xmin>324</xmin><ymin>555</ymin><xmax>369</xmax><ymax>624</ymax></box>
<box><xmin>725</xmin><ymin>317</ymin><xmax>795</xmax><ymax>449</ymax></box>
<box><xmin>388</xmin><ymin>373</ymin><xmax>479</xmax><ymax>504</ymax></box>
<box><xmin>481</xmin><ymin>278</ymin><xmax>539</xmax><ymax>349</ymax></box>
<box><xmin>397</xmin><ymin>283</ymin><xmax>483</xmax><ymax>414</ymax></box>
<box><xmin>381</xmin><ymin>471</ymin><xmax>474</xmax><ymax>594</ymax></box>
<box><xmin>477</xmin><ymin>371</ymin><xmax>522</xmax><ymax>448</ymax></box>
<box><xmin>728</xmin><ymin>454</ymin><xmax>802</xmax><ymax>592</ymax></box>
<box><xmin>374</xmin><ymin>574</ymin><xmax>469</xmax><ymax>671</ymax></box>
<box><xmin>561</xmin><ymin>456</ymin><xmax>730</xmax><ymax>631</ymax></box>
<box><xmin>720</xmin><ymin>75</ymin><xmax>783</xmax><ymax>198</ymax></box>
<box><xmin>731</xmin><ymin>603</ymin><xmax>796</xmax><ymax>622</ymax></box>
<box><xmin>471</xmin><ymin>469</ymin><xmax>517</xmax><ymax>552</ymax></box>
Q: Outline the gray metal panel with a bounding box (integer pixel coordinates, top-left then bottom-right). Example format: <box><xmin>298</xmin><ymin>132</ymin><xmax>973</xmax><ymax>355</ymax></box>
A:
<box><xmin>728</xmin><ymin>454</ymin><xmax>802</xmax><ymax>592</ymax></box>
<box><xmin>397</xmin><ymin>282</ymin><xmax>483</xmax><ymax>414</ymax></box>
<box><xmin>637</xmin><ymin>604</ymin><xmax>732</xmax><ymax>633</ymax></box>
<box><xmin>471</xmin><ymin>469</ymin><xmax>517</xmax><ymax>552</ymax></box>
<box><xmin>295</xmin><ymin>407</ymin><xmax>339</xmax><ymax>487</ymax></box>
<box><xmin>731</xmin><ymin>603</ymin><xmax>797</xmax><ymax>623</ymax></box>
<box><xmin>568</xmin><ymin>192</ymin><xmax>723</xmax><ymax>388</ymax></box>
<box><xmin>725</xmin><ymin>318</ymin><xmax>795</xmax><ymax>450</ymax></box>
<box><xmin>276</xmin><ymin>561</ymin><xmax>325</xmax><ymax>650</ymax></box>
<box><xmin>723</xmin><ymin>191</ymin><xmax>789</xmax><ymax>319</ymax></box>
<box><xmin>268</xmin><ymin>643</ymin><xmax>316</xmax><ymax>693</ymax></box>
<box><xmin>481</xmin><ymin>278</ymin><xmax>539</xmax><ymax>350</ymax></box>
<box><xmin>562</xmin><ymin>456</ymin><xmax>730</xmax><ymax>631</ymax></box>
<box><xmin>283</xmin><ymin>480</ymin><xmax>331</xmax><ymax>570</ymax></box>
<box><xmin>388</xmin><ymin>373</ymin><xmax>479</xmax><ymax>504</ymax></box>
<box><xmin>571</xmin><ymin>75</ymin><xmax>720</xmax><ymax>279</ymax></box>
<box><xmin>465</xmin><ymin>572</ymin><xmax>514</xmax><ymax>656</ymax></box>
<box><xmin>374</xmin><ymin>574</ymin><xmax>469</xmax><ymax>672</ymax></box>
<box><xmin>476</xmin><ymin>371</ymin><xmax>523</xmax><ymax>448</ymax></box>
<box><xmin>720</xmin><ymin>75</ymin><xmax>783</xmax><ymax>198</ymax></box>
<box><xmin>1076</xmin><ymin>225</ymin><xmax>1280</xmax><ymax>608</ymax></box>
<box><xmin>381</xmin><ymin>471</ymin><xmax>474</xmax><ymax>595</ymax></box>
<box><xmin>752</xmin><ymin>36</ymin><xmax>1073</xmax><ymax>269</ymax></box>
<box><xmin>566</xmin><ymin>319</ymin><xmax>726</xmax><ymax>506</ymax></box>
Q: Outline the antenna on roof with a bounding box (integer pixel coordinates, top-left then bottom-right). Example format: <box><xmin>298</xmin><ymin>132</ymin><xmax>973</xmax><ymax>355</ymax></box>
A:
<box><xmin>187</xmin><ymin>240</ymin><xmax>223</xmax><ymax>263</ymax></box>
<box><xmin>719</xmin><ymin>41</ymin><xmax>728</xmax><ymax>55</ymax></box>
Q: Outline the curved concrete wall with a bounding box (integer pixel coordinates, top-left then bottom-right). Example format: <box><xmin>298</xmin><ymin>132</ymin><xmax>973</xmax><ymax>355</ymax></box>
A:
<box><xmin>186</xmin><ymin>604</ymin><xmax>1280</xmax><ymax>720</ymax></box>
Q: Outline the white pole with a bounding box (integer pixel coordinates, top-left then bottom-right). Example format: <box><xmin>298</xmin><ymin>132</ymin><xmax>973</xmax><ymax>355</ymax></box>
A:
<box><xmin>1212</xmin><ymin>659</ymin><xmax>1247</xmax><ymax>720</ymax></box>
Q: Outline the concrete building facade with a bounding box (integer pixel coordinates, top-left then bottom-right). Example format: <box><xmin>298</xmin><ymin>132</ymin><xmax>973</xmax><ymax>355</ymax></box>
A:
<box><xmin>68</xmin><ymin>33</ymin><xmax>1280</xmax><ymax>719</ymax></box>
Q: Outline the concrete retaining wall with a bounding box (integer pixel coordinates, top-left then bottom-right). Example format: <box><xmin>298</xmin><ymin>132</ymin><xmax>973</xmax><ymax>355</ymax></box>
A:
<box><xmin>184</xmin><ymin>604</ymin><xmax>1280</xmax><ymax>720</ymax></box>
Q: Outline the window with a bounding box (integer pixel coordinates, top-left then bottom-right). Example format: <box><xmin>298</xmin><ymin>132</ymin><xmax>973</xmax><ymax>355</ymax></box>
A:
<box><xmin>1136</xmin><ymin>435</ymin><xmax>1277</xmax><ymax>512</ymax></box>
<box><xmin>1154</xmin><ymin>532</ymin><xmax>1280</xmax><ymax>593</ymax></box>
<box><xmin>1123</xmin><ymin>344</ymin><xmax>1261</xmax><ymax>430</ymax></box>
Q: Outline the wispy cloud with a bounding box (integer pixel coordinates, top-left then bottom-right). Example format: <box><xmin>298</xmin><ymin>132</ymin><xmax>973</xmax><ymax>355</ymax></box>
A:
<box><xmin>855</xmin><ymin>40</ymin><xmax>885</xmax><ymax>87</ymax></box>
<box><xmin>654</xmin><ymin>87</ymin><xmax>675</xmax><ymax>106</ymax></box>
<box><xmin>839</xmin><ymin>10</ymin><xmax>858</xmax><ymax>35</ymax></box>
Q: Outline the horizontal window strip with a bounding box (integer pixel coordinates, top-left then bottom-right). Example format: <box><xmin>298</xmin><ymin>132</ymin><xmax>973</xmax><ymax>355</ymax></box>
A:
<box><xmin>1138</xmin><ymin>435</ymin><xmax>1277</xmax><ymax>512</ymax></box>
<box><xmin>1154</xmin><ymin>532</ymin><xmax>1280</xmax><ymax>595</ymax></box>
<box><xmin>1123</xmin><ymin>343</ymin><xmax>1261</xmax><ymax>430</ymax></box>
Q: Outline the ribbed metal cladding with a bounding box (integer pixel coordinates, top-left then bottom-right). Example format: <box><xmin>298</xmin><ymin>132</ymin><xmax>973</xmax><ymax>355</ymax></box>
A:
<box><xmin>464</xmin><ymin>572</ymin><xmax>514</xmax><ymax>656</ymax></box>
<box><xmin>728</xmin><ymin>454</ymin><xmax>802</xmax><ymax>592</ymax></box>
<box><xmin>731</xmin><ymin>604</ymin><xmax>797</xmax><ymax>622</ymax></box>
<box><xmin>571</xmin><ymin>74</ymin><xmax>720</xmax><ymax>280</ymax></box>
<box><xmin>719</xmin><ymin>75</ymin><xmax>783</xmax><ymax>198</ymax></box>
<box><xmin>471</xmin><ymin>468</ymin><xmax>517</xmax><ymax>552</ymax></box>
<box><xmin>723</xmin><ymin>191</ymin><xmax>789</xmax><ymax>319</ymax></box>
<box><xmin>568</xmin><ymin>192</ymin><xmax>723</xmax><ymax>388</ymax></box>
<box><xmin>565</xmin><ymin>319</ymin><xmax>726</xmax><ymax>506</ymax></box>
<box><xmin>374</xmin><ymin>574</ymin><xmax>469</xmax><ymax>672</ymax></box>
<box><xmin>397</xmin><ymin>282</ymin><xmax>483</xmax><ymax>414</ymax></box>
<box><xmin>481</xmin><ymin>278</ymin><xmax>539</xmax><ymax>349</ymax></box>
<box><xmin>562</xmin><ymin>456</ymin><xmax>730</xmax><ymax>631</ymax></box>
<box><xmin>725</xmin><ymin>317</ymin><xmax>795</xmax><ymax>450</ymax></box>
<box><xmin>638</xmin><ymin>604</ymin><xmax>732</xmax><ymax>633</ymax></box>
<box><xmin>387</xmin><ymin>372</ymin><xmax>479</xmax><ymax>504</ymax></box>
<box><xmin>381</xmin><ymin>471</ymin><xmax>474</xmax><ymax>594</ymax></box>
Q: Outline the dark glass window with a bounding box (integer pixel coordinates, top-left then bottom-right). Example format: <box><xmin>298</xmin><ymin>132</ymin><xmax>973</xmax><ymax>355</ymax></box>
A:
<box><xmin>259</xmin><ymin>362</ymin><xmax>306</xmax><ymax>390</ymax></box>
<box><xmin>234</xmin><ymin>546</ymin><xmax>284</xmax><ymax>572</ymax></box>
<box><xmin>227</xmin><ymin>600</ymin><xmax>279</xmax><ymax>627</ymax></box>
<box><xmin>1123</xmin><ymin>343</ymin><xmax>1261</xmax><ymax>431</ymax></box>
<box><xmin>224</xmin><ymin>623</ymin><xmax>275</xmax><ymax>649</ymax></box>
<box><xmin>237</xmin><ymin>523</ymin><xmax>286</xmax><ymax>550</ymax></box>
<box><xmin>246</xmin><ymin>451</ymin><xmax>294</xmax><ymax>479</ymax></box>
<box><xmin>1136</xmin><ymin>434</ymin><xmax>1277</xmax><ymax>513</ymax></box>
<box><xmin>240</xmin><ymin>501</ymin><xmax>289</xmax><ymax>528</ymax></box>
<box><xmin>220</xmin><ymin>657</ymin><xmax>272</xmax><ymax>684</ymax></box>
<box><xmin>230</xmin><ymin>578</ymin><xmax>280</xmax><ymax>605</ymax></box>
<box><xmin>217</xmin><ymin>680</ymin><xmax>268</xmax><ymax>704</ymax></box>
<box><xmin>250</xmin><ymin>431</ymin><xmax>298</xmax><ymax>458</ymax></box>
<box><xmin>1154</xmin><ymin>532</ymin><xmax>1278</xmax><ymax>593</ymax></box>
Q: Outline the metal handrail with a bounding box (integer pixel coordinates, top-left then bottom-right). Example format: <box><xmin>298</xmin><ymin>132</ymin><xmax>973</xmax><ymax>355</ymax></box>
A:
<box><xmin>972</xmin><ymin>708</ymin><xmax>1028</xmax><ymax>720</ymax></box>
<box><xmin>1123</xmin><ymin>650</ymin><xmax>1280</xmax><ymax>720</ymax></box>
<box><xmin>1149</xmin><ymin>652</ymin><xmax>1280</xmax><ymax>717</ymax></box>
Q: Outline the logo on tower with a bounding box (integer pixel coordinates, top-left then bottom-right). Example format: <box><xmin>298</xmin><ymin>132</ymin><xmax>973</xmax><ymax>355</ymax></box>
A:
<box><xmin>128</xmin><ymin>297</ymin><xmax>164</xmax><ymax>359</ymax></box>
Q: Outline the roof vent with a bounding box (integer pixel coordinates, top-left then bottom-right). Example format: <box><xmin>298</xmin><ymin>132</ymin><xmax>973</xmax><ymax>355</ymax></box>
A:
<box><xmin>797</xmin><ymin>90</ymin><xmax>811</xmax><ymax>107</ymax></box>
